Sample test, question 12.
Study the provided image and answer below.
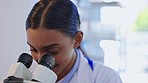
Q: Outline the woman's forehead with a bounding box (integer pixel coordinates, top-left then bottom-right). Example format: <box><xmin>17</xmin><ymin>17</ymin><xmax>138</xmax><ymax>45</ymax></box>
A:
<box><xmin>27</xmin><ymin>28</ymin><xmax>64</xmax><ymax>37</ymax></box>
<box><xmin>27</xmin><ymin>28</ymin><xmax>73</xmax><ymax>48</ymax></box>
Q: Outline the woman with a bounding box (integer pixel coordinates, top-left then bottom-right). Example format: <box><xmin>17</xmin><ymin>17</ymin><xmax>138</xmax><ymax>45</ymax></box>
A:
<box><xmin>26</xmin><ymin>0</ymin><xmax>122</xmax><ymax>83</ymax></box>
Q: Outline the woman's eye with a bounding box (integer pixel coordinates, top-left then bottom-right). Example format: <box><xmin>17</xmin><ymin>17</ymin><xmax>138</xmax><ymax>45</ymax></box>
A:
<box><xmin>30</xmin><ymin>49</ymin><xmax>38</xmax><ymax>53</ymax></box>
<box><xmin>48</xmin><ymin>48</ymin><xmax>60</xmax><ymax>55</ymax></box>
<box><xmin>50</xmin><ymin>51</ymin><xmax>58</xmax><ymax>55</ymax></box>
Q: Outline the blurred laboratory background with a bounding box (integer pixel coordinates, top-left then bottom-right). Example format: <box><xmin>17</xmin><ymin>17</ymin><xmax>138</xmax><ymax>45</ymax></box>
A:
<box><xmin>0</xmin><ymin>0</ymin><xmax>148</xmax><ymax>83</ymax></box>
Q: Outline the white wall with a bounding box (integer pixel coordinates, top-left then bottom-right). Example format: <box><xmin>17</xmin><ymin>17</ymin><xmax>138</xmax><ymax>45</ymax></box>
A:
<box><xmin>0</xmin><ymin>0</ymin><xmax>37</xmax><ymax>80</ymax></box>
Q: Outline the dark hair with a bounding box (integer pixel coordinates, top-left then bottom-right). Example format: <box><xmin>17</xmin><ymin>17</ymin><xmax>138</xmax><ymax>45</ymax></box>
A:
<box><xmin>26</xmin><ymin>0</ymin><xmax>81</xmax><ymax>38</ymax></box>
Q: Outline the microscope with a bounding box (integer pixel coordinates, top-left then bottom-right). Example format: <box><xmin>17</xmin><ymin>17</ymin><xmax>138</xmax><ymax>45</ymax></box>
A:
<box><xmin>2</xmin><ymin>53</ymin><xmax>57</xmax><ymax>83</ymax></box>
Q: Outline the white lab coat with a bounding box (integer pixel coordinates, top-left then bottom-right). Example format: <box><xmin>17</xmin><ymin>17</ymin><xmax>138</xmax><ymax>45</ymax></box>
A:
<box><xmin>29</xmin><ymin>49</ymin><xmax>122</xmax><ymax>83</ymax></box>
<box><xmin>69</xmin><ymin>49</ymin><xmax>123</xmax><ymax>83</ymax></box>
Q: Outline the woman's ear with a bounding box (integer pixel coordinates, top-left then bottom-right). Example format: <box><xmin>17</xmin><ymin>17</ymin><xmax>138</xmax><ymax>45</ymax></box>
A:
<box><xmin>74</xmin><ymin>31</ymin><xmax>83</xmax><ymax>48</ymax></box>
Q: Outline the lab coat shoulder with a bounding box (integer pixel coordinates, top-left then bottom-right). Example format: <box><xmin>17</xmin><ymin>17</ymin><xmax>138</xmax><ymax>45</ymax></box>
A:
<box><xmin>93</xmin><ymin>61</ymin><xmax>123</xmax><ymax>83</ymax></box>
<box><xmin>70</xmin><ymin>50</ymin><xmax>122</xmax><ymax>83</ymax></box>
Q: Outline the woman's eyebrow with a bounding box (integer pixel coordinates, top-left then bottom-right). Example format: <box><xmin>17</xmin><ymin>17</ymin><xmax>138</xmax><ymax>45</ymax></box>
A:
<box><xmin>27</xmin><ymin>42</ymin><xmax>34</xmax><ymax>47</ymax></box>
<box><xmin>41</xmin><ymin>44</ymin><xmax>59</xmax><ymax>50</ymax></box>
<box><xmin>27</xmin><ymin>42</ymin><xmax>60</xmax><ymax>51</ymax></box>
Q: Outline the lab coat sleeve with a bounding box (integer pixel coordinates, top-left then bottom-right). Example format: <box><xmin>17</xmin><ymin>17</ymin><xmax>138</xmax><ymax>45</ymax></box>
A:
<box><xmin>107</xmin><ymin>72</ymin><xmax>123</xmax><ymax>83</ymax></box>
<box><xmin>93</xmin><ymin>63</ymin><xmax>123</xmax><ymax>83</ymax></box>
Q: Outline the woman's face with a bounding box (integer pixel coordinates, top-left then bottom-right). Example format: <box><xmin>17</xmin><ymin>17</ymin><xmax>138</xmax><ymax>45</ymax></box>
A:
<box><xmin>27</xmin><ymin>27</ymin><xmax>76</xmax><ymax>76</ymax></box>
